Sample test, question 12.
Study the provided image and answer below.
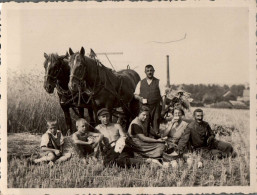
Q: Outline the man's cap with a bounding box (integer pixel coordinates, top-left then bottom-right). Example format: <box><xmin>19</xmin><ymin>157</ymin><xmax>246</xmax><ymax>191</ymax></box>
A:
<box><xmin>97</xmin><ymin>108</ymin><xmax>110</xmax><ymax>117</ymax></box>
<box><xmin>177</xmin><ymin>85</ymin><xmax>185</xmax><ymax>93</ymax></box>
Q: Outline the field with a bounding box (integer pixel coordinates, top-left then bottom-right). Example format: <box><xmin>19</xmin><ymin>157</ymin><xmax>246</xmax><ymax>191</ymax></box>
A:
<box><xmin>7</xmin><ymin>71</ymin><xmax>250</xmax><ymax>187</ymax></box>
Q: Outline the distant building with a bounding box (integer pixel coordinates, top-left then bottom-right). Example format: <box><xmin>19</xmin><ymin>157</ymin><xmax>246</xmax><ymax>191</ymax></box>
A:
<box><xmin>237</xmin><ymin>88</ymin><xmax>249</xmax><ymax>102</ymax></box>
<box><xmin>223</xmin><ymin>91</ymin><xmax>236</xmax><ymax>101</ymax></box>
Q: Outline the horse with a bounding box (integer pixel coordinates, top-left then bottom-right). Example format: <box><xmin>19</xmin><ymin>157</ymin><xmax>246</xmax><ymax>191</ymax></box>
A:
<box><xmin>68</xmin><ymin>47</ymin><xmax>140</xmax><ymax>129</ymax></box>
<box><xmin>43</xmin><ymin>52</ymin><xmax>97</xmax><ymax>135</ymax></box>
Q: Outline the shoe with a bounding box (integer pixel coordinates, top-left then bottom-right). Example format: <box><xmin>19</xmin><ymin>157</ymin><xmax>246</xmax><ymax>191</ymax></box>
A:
<box><xmin>48</xmin><ymin>161</ymin><xmax>54</xmax><ymax>167</ymax></box>
<box><xmin>169</xmin><ymin>151</ymin><xmax>179</xmax><ymax>157</ymax></box>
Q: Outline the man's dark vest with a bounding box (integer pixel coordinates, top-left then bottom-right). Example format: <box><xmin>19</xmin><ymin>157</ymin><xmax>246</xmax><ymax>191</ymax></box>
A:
<box><xmin>139</xmin><ymin>77</ymin><xmax>161</xmax><ymax>105</ymax></box>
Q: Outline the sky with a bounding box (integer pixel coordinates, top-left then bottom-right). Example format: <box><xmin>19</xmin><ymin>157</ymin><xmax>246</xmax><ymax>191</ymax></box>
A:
<box><xmin>3</xmin><ymin>3</ymin><xmax>250</xmax><ymax>86</ymax></box>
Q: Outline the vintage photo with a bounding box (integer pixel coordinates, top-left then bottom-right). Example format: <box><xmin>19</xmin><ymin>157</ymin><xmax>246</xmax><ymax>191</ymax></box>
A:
<box><xmin>1</xmin><ymin>1</ymin><xmax>256</xmax><ymax>194</ymax></box>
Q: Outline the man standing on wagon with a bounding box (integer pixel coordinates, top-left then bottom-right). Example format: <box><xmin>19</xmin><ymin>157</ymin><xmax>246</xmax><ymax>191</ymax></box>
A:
<box><xmin>134</xmin><ymin>64</ymin><xmax>166</xmax><ymax>138</ymax></box>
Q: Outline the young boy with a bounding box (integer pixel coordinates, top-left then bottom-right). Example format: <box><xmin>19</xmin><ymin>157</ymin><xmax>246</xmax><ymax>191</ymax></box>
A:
<box><xmin>95</xmin><ymin>108</ymin><xmax>126</xmax><ymax>149</ymax></box>
<box><xmin>34</xmin><ymin>119</ymin><xmax>71</xmax><ymax>165</ymax></box>
<box><xmin>72</xmin><ymin>118</ymin><xmax>103</xmax><ymax>158</ymax></box>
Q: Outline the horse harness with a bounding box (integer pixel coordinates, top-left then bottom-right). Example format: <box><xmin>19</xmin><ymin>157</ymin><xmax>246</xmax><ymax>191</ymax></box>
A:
<box><xmin>73</xmin><ymin>57</ymin><xmax>134</xmax><ymax>116</ymax></box>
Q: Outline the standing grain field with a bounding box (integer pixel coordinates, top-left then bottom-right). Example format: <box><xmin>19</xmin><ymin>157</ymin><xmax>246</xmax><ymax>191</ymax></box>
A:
<box><xmin>7</xmin><ymin>71</ymin><xmax>250</xmax><ymax>187</ymax></box>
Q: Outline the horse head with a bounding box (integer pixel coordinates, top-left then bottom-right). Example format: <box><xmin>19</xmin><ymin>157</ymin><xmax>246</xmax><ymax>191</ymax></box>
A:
<box><xmin>43</xmin><ymin>52</ymin><xmax>68</xmax><ymax>93</ymax></box>
<box><xmin>68</xmin><ymin>47</ymin><xmax>87</xmax><ymax>92</ymax></box>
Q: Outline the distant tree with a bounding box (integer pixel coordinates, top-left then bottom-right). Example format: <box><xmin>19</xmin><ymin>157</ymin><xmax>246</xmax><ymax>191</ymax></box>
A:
<box><xmin>170</xmin><ymin>84</ymin><xmax>245</xmax><ymax>105</ymax></box>
<box><xmin>202</xmin><ymin>92</ymin><xmax>216</xmax><ymax>104</ymax></box>
<box><xmin>230</xmin><ymin>85</ymin><xmax>245</xmax><ymax>97</ymax></box>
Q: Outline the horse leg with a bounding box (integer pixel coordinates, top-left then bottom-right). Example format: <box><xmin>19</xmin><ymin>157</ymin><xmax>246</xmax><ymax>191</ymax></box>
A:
<box><xmin>124</xmin><ymin>98</ymin><xmax>140</xmax><ymax>131</ymax></box>
<box><xmin>78</xmin><ymin>107</ymin><xmax>84</xmax><ymax>118</ymax></box>
<box><xmin>105</xmin><ymin>109</ymin><xmax>113</xmax><ymax>123</ymax></box>
<box><xmin>121</xmin><ymin>105</ymin><xmax>130</xmax><ymax>132</ymax></box>
<box><xmin>106</xmin><ymin>106</ymin><xmax>113</xmax><ymax>123</ymax></box>
<box><xmin>129</xmin><ymin>97</ymin><xmax>140</xmax><ymax>118</ymax></box>
<box><xmin>90</xmin><ymin>99</ymin><xmax>100</xmax><ymax>125</ymax></box>
<box><xmin>60</xmin><ymin>104</ymin><xmax>72</xmax><ymax>136</ymax></box>
<box><xmin>87</xmin><ymin>107</ymin><xmax>95</xmax><ymax>131</ymax></box>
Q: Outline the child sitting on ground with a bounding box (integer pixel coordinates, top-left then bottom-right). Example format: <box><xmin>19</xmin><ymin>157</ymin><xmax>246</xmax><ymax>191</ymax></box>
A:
<box><xmin>72</xmin><ymin>118</ymin><xmax>103</xmax><ymax>160</ymax></box>
<box><xmin>34</xmin><ymin>119</ymin><xmax>71</xmax><ymax>165</ymax></box>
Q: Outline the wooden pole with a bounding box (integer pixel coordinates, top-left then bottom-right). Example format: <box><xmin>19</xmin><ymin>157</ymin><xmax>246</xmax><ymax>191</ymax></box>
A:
<box><xmin>166</xmin><ymin>55</ymin><xmax>170</xmax><ymax>88</ymax></box>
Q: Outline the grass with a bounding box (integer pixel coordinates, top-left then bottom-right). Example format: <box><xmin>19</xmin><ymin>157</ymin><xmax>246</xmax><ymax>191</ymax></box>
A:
<box><xmin>7</xmin><ymin>71</ymin><xmax>250</xmax><ymax>187</ymax></box>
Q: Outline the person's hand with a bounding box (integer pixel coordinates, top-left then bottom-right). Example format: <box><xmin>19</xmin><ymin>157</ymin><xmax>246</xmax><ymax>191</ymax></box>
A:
<box><xmin>54</xmin><ymin>150</ymin><xmax>61</xmax><ymax>157</ymax></box>
<box><xmin>140</xmin><ymin>97</ymin><xmax>147</xmax><ymax>104</ymax></box>
<box><xmin>171</xmin><ymin>117</ymin><xmax>179</xmax><ymax>124</ymax></box>
<box><xmin>207</xmin><ymin>136</ymin><xmax>214</xmax><ymax>144</ymax></box>
<box><xmin>87</xmin><ymin>139</ymin><xmax>94</xmax><ymax>145</ymax></box>
<box><xmin>157</xmin><ymin>138</ymin><xmax>165</xmax><ymax>143</ymax></box>
<box><xmin>161</xmin><ymin>136</ymin><xmax>168</xmax><ymax>141</ymax></box>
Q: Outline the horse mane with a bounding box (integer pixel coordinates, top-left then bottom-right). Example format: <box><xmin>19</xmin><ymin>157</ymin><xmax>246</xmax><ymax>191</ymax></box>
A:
<box><xmin>84</xmin><ymin>55</ymin><xmax>116</xmax><ymax>76</ymax></box>
<box><xmin>47</xmin><ymin>53</ymin><xmax>70</xmax><ymax>81</ymax></box>
<box><xmin>49</xmin><ymin>53</ymin><xmax>60</xmax><ymax>62</ymax></box>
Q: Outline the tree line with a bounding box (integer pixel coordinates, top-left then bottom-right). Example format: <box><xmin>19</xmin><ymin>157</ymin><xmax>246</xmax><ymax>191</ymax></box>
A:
<box><xmin>170</xmin><ymin>84</ymin><xmax>246</xmax><ymax>104</ymax></box>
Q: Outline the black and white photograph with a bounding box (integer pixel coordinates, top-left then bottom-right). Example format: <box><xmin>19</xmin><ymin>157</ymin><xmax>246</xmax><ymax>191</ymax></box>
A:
<box><xmin>0</xmin><ymin>1</ymin><xmax>256</xmax><ymax>194</ymax></box>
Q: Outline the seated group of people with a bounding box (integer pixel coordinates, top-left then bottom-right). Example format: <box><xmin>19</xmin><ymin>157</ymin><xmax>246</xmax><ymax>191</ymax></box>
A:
<box><xmin>34</xmin><ymin>106</ymin><xmax>237</xmax><ymax>168</ymax></box>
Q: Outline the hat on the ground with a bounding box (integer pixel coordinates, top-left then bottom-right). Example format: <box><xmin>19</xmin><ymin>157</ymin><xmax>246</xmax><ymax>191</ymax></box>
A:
<box><xmin>97</xmin><ymin>108</ymin><xmax>109</xmax><ymax>117</ymax></box>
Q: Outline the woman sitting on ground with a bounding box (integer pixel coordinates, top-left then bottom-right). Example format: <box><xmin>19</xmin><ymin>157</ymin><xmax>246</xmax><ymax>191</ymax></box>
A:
<box><xmin>127</xmin><ymin>105</ymin><xmax>165</xmax><ymax>159</ymax></box>
<box><xmin>160</xmin><ymin>106</ymin><xmax>188</xmax><ymax>160</ymax></box>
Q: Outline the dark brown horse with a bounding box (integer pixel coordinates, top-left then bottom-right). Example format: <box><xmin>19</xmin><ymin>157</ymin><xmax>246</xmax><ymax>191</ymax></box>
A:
<box><xmin>68</xmin><ymin>47</ymin><xmax>140</xmax><ymax>127</ymax></box>
<box><xmin>43</xmin><ymin>52</ymin><xmax>96</xmax><ymax>135</ymax></box>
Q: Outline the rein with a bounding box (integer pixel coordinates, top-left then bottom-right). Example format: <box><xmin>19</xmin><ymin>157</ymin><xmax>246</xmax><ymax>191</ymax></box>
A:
<box><xmin>56</xmin><ymin>82</ymin><xmax>71</xmax><ymax>96</ymax></box>
<box><xmin>71</xmin><ymin>57</ymin><xmax>103</xmax><ymax>106</ymax></box>
<box><xmin>70</xmin><ymin>55</ymin><xmax>135</xmax><ymax>117</ymax></box>
<box><xmin>45</xmin><ymin>64</ymin><xmax>61</xmax><ymax>85</ymax></box>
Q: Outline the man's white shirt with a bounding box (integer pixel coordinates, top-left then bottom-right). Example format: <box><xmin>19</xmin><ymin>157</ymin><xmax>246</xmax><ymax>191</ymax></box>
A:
<box><xmin>134</xmin><ymin>78</ymin><xmax>166</xmax><ymax>97</ymax></box>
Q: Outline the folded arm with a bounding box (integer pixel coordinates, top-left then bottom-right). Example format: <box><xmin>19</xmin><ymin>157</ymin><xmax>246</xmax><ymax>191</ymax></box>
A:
<box><xmin>136</xmin><ymin>133</ymin><xmax>164</xmax><ymax>143</ymax></box>
<box><xmin>72</xmin><ymin>134</ymin><xmax>92</xmax><ymax>145</ymax></box>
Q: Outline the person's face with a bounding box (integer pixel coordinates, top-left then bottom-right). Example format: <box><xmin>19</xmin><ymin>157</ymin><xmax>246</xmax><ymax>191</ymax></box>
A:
<box><xmin>173</xmin><ymin>109</ymin><xmax>183</xmax><ymax>121</ymax></box>
<box><xmin>48</xmin><ymin>123</ymin><xmax>57</xmax><ymax>135</ymax></box>
<box><xmin>145</xmin><ymin>67</ymin><xmax>155</xmax><ymax>79</ymax></box>
<box><xmin>194</xmin><ymin>111</ymin><xmax>204</xmax><ymax>123</ymax></box>
<box><xmin>77</xmin><ymin>121</ymin><xmax>88</xmax><ymax>133</ymax></box>
<box><xmin>99</xmin><ymin>113</ymin><xmax>110</xmax><ymax>125</ymax></box>
<box><xmin>138</xmin><ymin>111</ymin><xmax>148</xmax><ymax>122</ymax></box>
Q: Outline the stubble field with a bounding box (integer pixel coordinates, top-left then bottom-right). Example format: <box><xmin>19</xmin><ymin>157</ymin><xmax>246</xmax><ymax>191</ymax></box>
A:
<box><xmin>7</xmin><ymin>71</ymin><xmax>250</xmax><ymax>187</ymax></box>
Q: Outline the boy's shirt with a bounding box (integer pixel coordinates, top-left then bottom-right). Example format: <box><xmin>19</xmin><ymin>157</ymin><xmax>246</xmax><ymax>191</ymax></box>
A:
<box><xmin>40</xmin><ymin>130</ymin><xmax>64</xmax><ymax>150</ymax></box>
